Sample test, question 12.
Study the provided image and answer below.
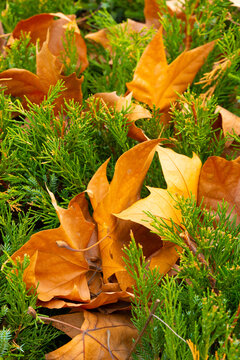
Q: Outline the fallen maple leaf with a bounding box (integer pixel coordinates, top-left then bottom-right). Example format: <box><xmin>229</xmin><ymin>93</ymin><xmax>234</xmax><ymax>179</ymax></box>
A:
<box><xmin>87</xmin><ymin>139</ymin><xmax>162</xmax><ymax>290</ymax></box>
<box><xmin>144</xmin><ymin>0</ymin><xmax>185</xmax><ymax>28</ymax></box>
<box><xmin>11</xmin><ymin>188</ymin><xmax>134</xmax><ymax>310</ymax></box>
<box><xmin>9</xmin><ymin>12</ymin><xmax>88</xmax><ymax>73</ymax></box>
<box><xmin>198</xmin><ymin>156</ymin><xmax>240</xmax><ymax>224</ymax></box>
<box><xmin>0</xmin><ymin>38</ymin><xmax>83</xmax><ymax>111</ymax></box>
<box><xmin>10</xmin><ymin>140</ymin><xmax>164</xmax><ymax>307</ymax></box>
<box><xmin>216</xmin><ymin>106</ymin><xmax>240</xmax><ymax>147</ymax></box>
<box><xmin>85</xmin><ymin>19</ymin><xmax>148</xmax><ymax>52</ymax></box>
<box><xmin>116</xmin><ymin>146</ymin><xmax>202</xmax><ymax>273</ymax></box>
<box><xmin>45</xmin><ymin>310</ymin><xmax>137</xmax><ymax>360</ymax></box>
<box><xmin>11</xmin><ymin>192</ymin><xmax>94</xmax><ymax>302</ymax></box>
<box><xmin>93</xmin><ymin>91</ymin><xmax>151</xmax><ymax>141</ymax></box>
<box><xmin>38</xmin><ymin>290</ymin><xmax>133</xmax><ymax>310</ymax></box>
<box><xmin>127</xmin><ymin>26</ymin><xmax>215</xmax><ymax>113</ymax></box>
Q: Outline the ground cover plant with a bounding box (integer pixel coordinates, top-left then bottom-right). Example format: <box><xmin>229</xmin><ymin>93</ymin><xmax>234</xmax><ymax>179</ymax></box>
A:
<box><xmin>0</xmin><ymin>0</ymin><xmax>239</xmax><ymax>358</ymax></box>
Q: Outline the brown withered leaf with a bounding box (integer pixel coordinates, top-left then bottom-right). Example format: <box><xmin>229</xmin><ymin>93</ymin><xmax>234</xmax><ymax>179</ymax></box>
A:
<box><xmin>216</xmin><ymin>106</ymin><xmax>240</xmax><ymax>147</ymax></box>
<box><xmin>85</xmin><ymin>19</ymin><xmax>148</xmax><ymax>52</ymax></box>
<box><xmin>45</xmin><ymin>310</ymin><xmax>137</xmax><ymax>360</ymax></box>
<box><xmin>198</xmin><ymin>156</ymin><xmax>240</xmax><ymax>224</ymax></box>
<box><xmin>0</xmin><ymin>39</ymin><xmax>83</xmax><ymax>111</ymax></box>
<box><xmin>11</xmin><ymin>141</ymin><xmax>164</xmax><ymax>308</ymax></box>
<box><xmin>127</xmin><ymin>26</ymin><xmax>215</xmax><ymax>113</ymax></box>
<box><xmin>144</xmin><ymin>0</ymin><xmax>162</xmax><ymax>28</ymax></box>
<box><xmin>38</xmin><ymin>290</ymin><xmax>133</xmax><ymax>310</ymax></box>
<box><xmin>87</xmin><ymin>139</ymin><xmax>162</xmax><ymax>290</ymax></box>
<box><xmin>9</xmin><ymin>12</ymin><xmax>88</xmax><ymax>73</ymax></box>
<box><xmin>144</xmin><ymin>0</ymin><xmax>185</xmax><ymax>28</ymax></box>
<box><xmin>10</xmin><ymin>13</ymin><xmax>55</xmax><ymax>47</ymax></box>
<box><xmin>11</xmin><ymin>192</ymin><xmax>94</xmax><ymax>303</ymax></box>
<box><xmin>93</xmin><ymin>91</ymin><xmax>151</xmax><ymax>141</ymax></box>
<box><xmin>116</xmin><ymin>147</ymin><xmax>202</xmax><ymax>274</ymax></box>
<box><xmin>0</xmin><ymin>68</ymin><xmax>45</xmax><ymax>105</ymax></box>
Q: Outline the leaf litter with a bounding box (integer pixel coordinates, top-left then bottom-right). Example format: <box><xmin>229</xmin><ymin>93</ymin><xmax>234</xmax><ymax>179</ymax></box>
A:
<box><xmin>0</xmin><ymin>0</ymin><xmax>239</xmax><ymax>358</ymax></box>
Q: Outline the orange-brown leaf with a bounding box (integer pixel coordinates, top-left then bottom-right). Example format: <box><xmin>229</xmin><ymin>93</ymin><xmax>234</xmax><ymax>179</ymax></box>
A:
<box><xmin>45</xmin><ymin>311</ymin><xmax>137</xmax><ymax>360</ymax></box>
<box><xmin>144</xmin><ymin>0</ymin><xmax>186</xmax><ymax>28</ymax></box>
<box><xmin>85</xmin><ymin>19</ymin><xmax>148</xmax><ymax>52</ymax></box>
<box><xmin>48</xmin><ymin>15</ymin><xmax>88</xmax><ymax>72</ymax></box>
<box><xmin>54</xmin><ymin>72</ymin><xmax>83</xmax><ymax>113</ymax></box>
<box><xmin>216</xmin><ymin>106</ymin><xmax>240</xmax><ymax>147</ymax></box>
<box><xmin>10</xmin><ymin>13</ymin><xmax>55</xmax><ymax>47</ymax></box>
<box><xmin>87</xmin><ymin>158</ymin><xmax>110</xmax><ymax>211</ymax></box>
<box><xmin>93</xmin><ymin>91</ymin><xmax>151</xmax><ymax>142</ymax></box>
<box><xmin>0</xmin><ymin>68</ymin><xmax>45</xmax><ymax>105</ymax></box>
<box><xmin>87</xmin><ymin>139</ymin><xmax>161</xmax><ymax>289</ymax></box>
<box><xmin>36</xmin><ymin>39</ymin><xmax>62</xmax><ymax>93</ymax></box>
<box><xmin>0</xmin><ymin>39</ymin><xmax>83</xmax><ymax>110</ymax></box>
<box><xmin>198</xmin><ymin>156</ymin><xmax>240</xmax><ymax>224</ymax></box>
<box><xmin>38</xmin><ymin>290</ymin><xmax>133</xmax><ymax>310</ymax></box>
<box><xmin>11</xmin><ymin>193</ymin><xmax>94</xmax><ymax>302</ymax></box>
<box><xmin>10</xmin><ymin>13</ymin><xmax>88</xmax><ymax>73</ymax></box>
<box><xmin>127</xmin><ymin>26</ymin><xmax>215</xmax><ymax>112</ymax></box>
<box><xmin>116</xmin><ymin>147</ymin><xmax>202</xmax><ymax>274</ymax></box>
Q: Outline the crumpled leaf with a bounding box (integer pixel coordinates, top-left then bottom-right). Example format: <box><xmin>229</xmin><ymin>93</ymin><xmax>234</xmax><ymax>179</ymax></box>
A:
<box><xmin>127</xmin><ymin>26</ymin><xmax>215</xmax><ymax>112</ymax></box>
<box><xmin>87</xmin><ymin>139</ymin><xmax>162</xmax><ymax>289</ymax></box>
<box><xmin>11</xmin><ymin>141</ymin><xmax>164</xmax><ymax>306</ymax></box>
<box><xmin>9</xmin><ymin>12</ymin><xmax>88</xmax><ymax>73</ymax></box>
<box><xmin>116</xmin><ymin>147</ymin><xmax>202</xmax><ymax>273</ymax></box>
<box><xmin>85</xmin><ymin>19</ymin><xmax>148</xmax><ymax>52</ymax></box>
<box><xmin>93</xmin><ymin>91</ymin><xmax>151</xmax><ymax>141</ymax></box>
<box><xmin>45</xmin><ymin>310</ymin><xmax>137</xmax><ymax>360</ymax></box>
<box><xmin>144</xmin><ymin>0</ymin><xmax>185</xmax><ymax>28</ymax></box>
<box><xmin>0</xmin><ymin>38</ymin><xmax>83</xmax><ymax>111</ymax></box>
<box><xmin>38</xmin><ymin>290</ymin><xmax>133</xmax><ymax>310</ymax></box>
<box><xmin>11</xmin><ymin>192</ymin><xmax>94</xmax><ymax>302</ymax></box>
<box><xmin>198</xmin><ymin>156</ymin><xmax>240</xmax><ymax>224</ymax></box>
<box><xmin>216</xmin><ymin>106</ymin><xmax>240</xmax><ymax>147</ymax></box>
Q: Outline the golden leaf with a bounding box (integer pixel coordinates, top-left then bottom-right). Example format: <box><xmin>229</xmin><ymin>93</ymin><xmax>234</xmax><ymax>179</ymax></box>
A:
<box><xmin>127</xmin><ymin>26</ymin><xmax>215</xmax><ymax>112</ymax></box>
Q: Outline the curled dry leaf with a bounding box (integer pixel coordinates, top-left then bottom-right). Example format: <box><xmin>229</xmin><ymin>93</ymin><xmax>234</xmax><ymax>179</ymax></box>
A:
<box><xmin>9</xmin><ymin>12</ymin><xmax>88</xmax><ymax>73</ymax></box>
<box><xmin>45</xmin><ymin>310</ymin><xmax>137</xmax><ymax>360</ymax></box>
<box><xmin>11</xmin><ymin>140</ymin><xmax>165</xmax><ymax>307</ymax></box>
<box><xmin>12</xmin><ymin>187</ymin><xmax>134</xmax><ymax>310</ymax></box>
<box><xmin>144</xmin><ymin>0</ymin><xmax>186</xmax><ymax>28</ymax></box>
<box><xmin>127</xmin><ymin>26</ymin><xmax>215</xmax><ymax>113</ymax></box>
<box><xmin>85</xmin><ymin>19</ymin><xmax>148</xmax><ymax>52</ymax></box>
<box><xmin>0</xmin><ymin>39</ymin><xmax>83</xmax><ymax>111</ymax></box>
<box><xmin>38</xmin><ymin>291</ymin><xmax>133</xmax><ymax>310</ymax></box>
<box><xmin>116</xmin><ymin>147</ymin><xmax>202</xmax><ymax>274</ymax></box>
<box><xmin>93</xmin><ymin>91</ymin><xmax>151</xmax><ymax>142</ymax></box>
<box><xmin>11</xmin><ymin>140</ymin><xmax>202</xmax><ymax>308</ymax></box>
<box><xmin>11</xmin><ymin>192</ymin><xmax>94</xmax><ymax>303</ymax></box>
<box><xmin>216</xmin><ymin>106</ymin><xmax>240</xmax><ymax>147</ymax></box>
<box><xmin>87</xmin><ymin>139</ymin><xmax>162</xmax><ymax>290</ymax></box>
<box><xmin>198</xmin><ymin>156</ymin><xmax>240</xmax><ymax>224</ymax></box>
